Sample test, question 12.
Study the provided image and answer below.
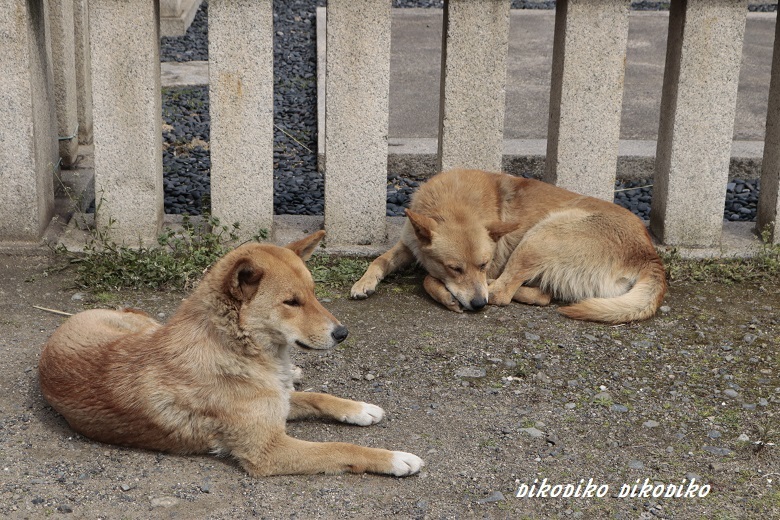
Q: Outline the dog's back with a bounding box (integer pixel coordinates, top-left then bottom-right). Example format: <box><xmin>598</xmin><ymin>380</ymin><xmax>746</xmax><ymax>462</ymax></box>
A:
<box><xmin>39</xmin><ymin>309</ymin><xmax>168</xmax><ymax>446</ymax></box>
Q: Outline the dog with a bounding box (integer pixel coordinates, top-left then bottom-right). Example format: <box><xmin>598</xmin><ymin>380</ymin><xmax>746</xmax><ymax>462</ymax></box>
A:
<box><xmin>351</xmin><ymin>169</ymin><xmax>666</xmax><ymax>324</ymax></box>
<box><xmin>39</xmin><ymin>231</ymin><xmax>423</xmax><ymax>477</ymax></box>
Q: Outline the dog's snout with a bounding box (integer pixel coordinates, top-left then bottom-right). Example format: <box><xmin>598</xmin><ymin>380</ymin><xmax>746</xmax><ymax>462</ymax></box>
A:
<box><xmin>331</xmin><ymin>325</ymin><xmax>349</xmax><ymax>344</ymax></box>
<box><xmin>470</xmin><ymin>296</ymin><xmax>487</xmax><ymax>311</ymax></box>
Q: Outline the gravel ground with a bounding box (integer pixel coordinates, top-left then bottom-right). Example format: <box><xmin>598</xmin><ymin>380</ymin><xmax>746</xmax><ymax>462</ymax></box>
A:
<box><xmin>1</xmin><ymin>254</ymin><xmax>779</xmax><ymax>518</ymax></box>
<box><xmin>158</xmin><ymin>1</ymin><xmax>770</xmax><ymax>220</ymax></box>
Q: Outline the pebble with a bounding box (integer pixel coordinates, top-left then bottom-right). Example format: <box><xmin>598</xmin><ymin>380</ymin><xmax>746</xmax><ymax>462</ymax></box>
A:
<box><xmin>150</xmin><ymin>496</ymin><xmax>180</xmax><ymax>508</ymax></box>
<box><xmin>364</xmin><ymin>373</ymin><xmax>376</xmax><ymax>381</ymax></box>
<box><xmin>564</xmin><ymin>403</ymin><xmax>576</xmax><ymax>410</ymax></box>
<box><xmin>723</xmin><ymin>389</ymin><xmax>739</xmax><ymax>399</ymax></box>
<box><xmin>659</xmin><ymin>305</ymin><xmax>671</xmax><ymax>314</ymax></box>
<box><xmin>520</xmin><ymin>427</ymin><xmax>545</xmax><ymax>438</ymax></box>
<box><xmin>476</xmin><ymin>491</ymin><xmax>505</xmax><ymax>504</ymax></box>
<box><xmin>611</xmin><ymin>404</ymin><xmax>629</xmax><ymax>413</ymax></box>
<box><xmin>455</xmin><ymin>367</ymin><xmax>486</xmax><ymax>378</ymax></box>
<box><xmin>707</xmin><ymin>430</ymin><xmax>722</xmax><ymax>439</ymax></box>
<box><xmin>533</xmin><ymin>371</ymin><xmax>552</xmax><ymax>384</ymax></box>
<box><xmin>71</xmin><ymin>292</ymin><xmax>84</xmax><ymax>301</ymax></box>
<box><xmin>524</xmin><ymin>332</ymin><xmax>541</xmax><ymax>341</ymax></box>
<box><xmin>628</xmin><ymin>459</ymin><xmax>644</xmax><ymax>470</ymax></box>
<box><xmin>702</xmin><ymin>446</ymin><xmax>733</xmax><ymax>457</ymax></box>
<box><xmin>737</xmin><ymin>433</ymin><xmax>750</xmax><ymax>442</ymax></box>
<box><xmin>643</xmin><ymin>420</ymin><xmax>660</xmax><ymax>428</ymax></box>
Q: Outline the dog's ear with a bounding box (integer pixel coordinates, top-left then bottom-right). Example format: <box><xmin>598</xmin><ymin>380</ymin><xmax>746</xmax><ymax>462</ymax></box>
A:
<box><xmin>285</xmin><ymin>230</ymin><xmax>325</xmax><ymax>261</ymax></box>
<box><xmin>405</xmin><ymin>209</ymin><xmax>438</xmax><ymax>245</ymax></box>
<box><xmin>486</xmin><ymin>220</ymin><xmax>520</xmax><ymax>242</ymax></box>
<box><xmin>225</xmin><ymin>258</ymin><xmax>264</xmax><ymax>302</ymax></box>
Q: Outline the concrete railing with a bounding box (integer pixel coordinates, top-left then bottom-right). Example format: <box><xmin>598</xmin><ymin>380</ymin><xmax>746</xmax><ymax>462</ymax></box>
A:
<box><xmin>2</xmin><ymin>0</ymin><xmax>779</xmax><ymax>251</ymax></box>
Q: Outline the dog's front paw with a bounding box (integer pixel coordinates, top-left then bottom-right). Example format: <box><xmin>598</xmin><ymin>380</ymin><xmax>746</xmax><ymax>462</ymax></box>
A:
<box><xmin>442</xmin><ymin>293</ymin><xmax>463</xmax><ymax>313</ymax></box>
<box><xmin>290</xmin><ymin>365</ymin><xmax>304</xmax><ymax>383</ymax></box>
<box><xmin>350</xmin><ymin>278</ymin><xmax>377</xmax><ymax>300</ymax></box>
<box><xmin>487</xmin><ymin>283</ymin><xmax>512</xmax><ymax>306</ymax></box>
<box><xmin>342</xmin><ymin>402</ymin><xmax>385</xmax><ymax>426</ymax></box>
<box><xmin>389</xmin><ymin>451</ymin><xmax>425</xmax><ymax>477</ymax></box>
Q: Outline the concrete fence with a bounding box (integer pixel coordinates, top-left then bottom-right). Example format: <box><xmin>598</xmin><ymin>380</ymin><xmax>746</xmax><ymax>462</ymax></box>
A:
<box><xmin>2</xmin><ymin>0</ymin><xmax>779</xmax><ymax>252</ymax></box>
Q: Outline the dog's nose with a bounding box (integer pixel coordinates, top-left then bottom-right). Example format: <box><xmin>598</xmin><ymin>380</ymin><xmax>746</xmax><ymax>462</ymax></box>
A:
<box><xmin>331</xmin><ymin>325</ymin><xmax>349</xmax><ymax>343</ymax></box>
<box><xmin>470</xmin><ymin>296</ymin><xmax>487</xmax><ymax>310</ymax></box>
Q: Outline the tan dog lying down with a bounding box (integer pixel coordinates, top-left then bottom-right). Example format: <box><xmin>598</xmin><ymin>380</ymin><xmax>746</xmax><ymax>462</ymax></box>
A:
<box><xmin>352</xmin><ymin>169</ymin><xmax>666</xmax><ymax>324</ymax></box>
<box><xmin>39</xmin><ymin>232</ymin><xmax>423</xmax><ymax>477</ymax></box>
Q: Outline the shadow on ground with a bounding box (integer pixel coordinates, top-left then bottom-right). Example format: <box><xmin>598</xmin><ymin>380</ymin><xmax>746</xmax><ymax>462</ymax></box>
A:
<box><xmin>1</xmin><ymin>253</ymin><xmax>778</xmax><ymax>518</ymax></box>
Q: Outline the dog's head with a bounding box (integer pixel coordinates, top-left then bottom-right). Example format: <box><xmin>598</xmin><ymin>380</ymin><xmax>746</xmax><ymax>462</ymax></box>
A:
<box><xmin>207</xmin><ymin>231</ymin><xmax>347</xmax><ymax>351</ymax></box>
<box><xmin>406</xmin><ymin>209</ymin><xmax>518</xmax><ymax>311</ymax></box>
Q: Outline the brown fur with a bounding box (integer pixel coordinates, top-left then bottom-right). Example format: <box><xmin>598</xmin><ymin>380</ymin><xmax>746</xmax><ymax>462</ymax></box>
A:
<box><xmin>39</xmin><ymin>232</ymin><xmax>423</xmax><ymax>477</ymax></box>
<box><xmin>351</xmin><ymin>169</ymin><xmax>666</xmax><ymax>324</ymax></box>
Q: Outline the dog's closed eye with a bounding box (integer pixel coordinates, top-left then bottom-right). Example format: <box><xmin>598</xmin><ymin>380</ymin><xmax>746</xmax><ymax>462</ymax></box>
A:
<box><xmin>283</xmin><ymin>298</ymin><xmax>302</xmax><ymax>307</ymax></box>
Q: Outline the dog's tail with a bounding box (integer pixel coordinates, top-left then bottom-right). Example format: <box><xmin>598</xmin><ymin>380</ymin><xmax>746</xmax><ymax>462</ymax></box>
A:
<box><xmin>558</xmin><ymin>259</ymin><xmax>667</xmax><ymax>324</ymax></box>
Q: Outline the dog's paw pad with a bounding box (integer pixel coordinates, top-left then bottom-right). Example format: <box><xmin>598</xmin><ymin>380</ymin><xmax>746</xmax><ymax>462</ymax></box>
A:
<box><xmin>343</xmin><ymin>402</ymin><xmax>385</xmax><ymax>426</ymax></box>
<box><xmin>389</xmin><ymin>451</ymin><xmax>424</xmax><ymax>477</ymax></box>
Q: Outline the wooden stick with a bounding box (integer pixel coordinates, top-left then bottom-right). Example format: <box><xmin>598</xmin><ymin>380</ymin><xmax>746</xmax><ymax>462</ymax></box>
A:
<box><xmin>33</xmin><ymin>305</ymin><xmax>73</xmax><ymax>317</ymax></box>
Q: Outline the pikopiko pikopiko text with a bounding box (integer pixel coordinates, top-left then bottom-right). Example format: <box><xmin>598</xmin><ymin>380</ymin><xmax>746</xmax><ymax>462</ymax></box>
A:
<box><xmin>514</xmin><ymin>478</ymin><xmax>711</xmax><ymax>499</ymax></box>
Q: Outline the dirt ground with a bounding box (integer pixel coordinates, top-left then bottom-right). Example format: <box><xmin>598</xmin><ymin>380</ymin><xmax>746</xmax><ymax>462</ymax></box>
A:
<box><xmin>0</xmin><ymin>251</ymin><xmax>778</xmax><ymax>519</ymax></box>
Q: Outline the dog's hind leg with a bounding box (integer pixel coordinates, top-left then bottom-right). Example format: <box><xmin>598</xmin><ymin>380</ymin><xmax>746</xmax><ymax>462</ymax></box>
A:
<box><xmin>351</xmin><ymin>242</ymin><xmax>415</xmax><ymax>299</ymax></box>
<box><xmin>288</xmin><ymin>392</ymin><xmax>385</xmax><ymax>426</ymax></box>
<box><xmin>512</xmin><ymin>286</ymin><xmax>552</xmax><ymax>306</ymax></box>
<box><xmin>238</xmin><ymin>434</ymin><xmax>424</xmax><ymax>477</ymax></box>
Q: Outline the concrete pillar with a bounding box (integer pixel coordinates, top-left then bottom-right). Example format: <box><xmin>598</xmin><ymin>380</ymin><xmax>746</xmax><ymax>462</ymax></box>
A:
<box><xmin>47</xmin><ymin>0</ymin><xmax>79</xmax><ymax>167</ymax></box>
<box><xmin>651</xmin><ymin>0</ymin><xmax>748</xmax><ymax>247</ymax></box>
<box><xmin>90</xmin><ymin>0</ymin><xmax>163</xmax><ymax>244</ymax></box>
<box><xmin>73</xmin><ymin>0</ymin><xmax>92</xmax><ymax>145</ymax></box>
<box><xmin>208</xmin><ymin>0</ymin><xmax>274</xmax><ymax>240</ymax></box>
<box><xmin>324</xmin><ymin>0</ymin><xmax>391</xmax><ymax>245</ymax></box>
<box><xmin>757</xmin><ymin>12</ymin><xmax>780</xmax><ymax>244</ymax></box>
<box><xmin>0</xmin><ymin>0</ymin><xmax>58</xmax><ymax>242</ymax></box>
<box><xmin>543</xmin><ymin>0</ymin><xmax>630</xmax><ymax>201</ymax></box>
<box><xmin>437</xmin><ymin>0</ymin><xmax>510</xmax><ymax>173</ymax></box>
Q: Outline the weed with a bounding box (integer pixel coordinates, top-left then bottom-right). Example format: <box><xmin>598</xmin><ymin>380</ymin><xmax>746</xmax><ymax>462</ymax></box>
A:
<box><xmin>307</xmin><ymin>256</ymin><xmax>370</xmax><ymax>288</ymax></box>
<box><xmin>56</xmin><ymin>215</ymin><xmax>267</xmax><ymax>291</ymax></box>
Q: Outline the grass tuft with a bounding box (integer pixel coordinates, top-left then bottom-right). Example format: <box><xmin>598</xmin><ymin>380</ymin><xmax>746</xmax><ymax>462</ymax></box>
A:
<box><xmin>661</xmin><ymin>229</ymin><xmax>780</xmax><ymax>284</ymax></box>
